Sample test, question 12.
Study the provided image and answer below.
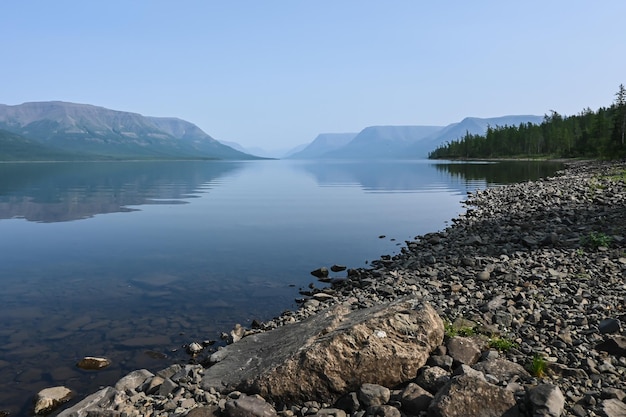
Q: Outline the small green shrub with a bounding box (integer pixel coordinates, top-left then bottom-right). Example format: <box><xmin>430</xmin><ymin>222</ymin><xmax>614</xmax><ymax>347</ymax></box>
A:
<box><xmin>443</xmin><ymin>321</ymin><xmax>475</xmax><ymax>338</ymax></box>
<box><xmin>488</xmin><ymin>337</ymin><xmax>518</xmax><ymax>352</ymax></box>
<box><xmin>529</xmin><ymin>354</ymin><xmax>548</xmax><ymax>378</ymax></box>
<box><xmin>581</xmin><ymin>231</ymin><xmax>612</xmax><ymax>249</ymax></box>
<box><xmin>607</xmin><ymin>169</ymin><xmax>626</xmax><ymax>182</ymax></box>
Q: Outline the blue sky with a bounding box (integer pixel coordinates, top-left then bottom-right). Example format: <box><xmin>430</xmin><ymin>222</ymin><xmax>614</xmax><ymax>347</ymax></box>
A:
<box><xmin>2</xmin><ymin>1</ymin><xmax>625</xmax><ymax>151</ymax></box>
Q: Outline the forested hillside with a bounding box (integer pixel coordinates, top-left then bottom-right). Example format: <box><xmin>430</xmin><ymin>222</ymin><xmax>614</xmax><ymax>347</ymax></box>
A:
<box><xmin>429</xmin><ymin>85</ymin><xmax>626</xmax><ymax>159</ymax></box>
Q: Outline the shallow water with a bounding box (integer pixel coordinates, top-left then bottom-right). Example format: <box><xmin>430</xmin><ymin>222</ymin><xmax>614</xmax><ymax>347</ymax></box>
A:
<box><xmin>0</xmin><ymin>159</ymin><xmax>563</xmax><ymax>415</ymax></box>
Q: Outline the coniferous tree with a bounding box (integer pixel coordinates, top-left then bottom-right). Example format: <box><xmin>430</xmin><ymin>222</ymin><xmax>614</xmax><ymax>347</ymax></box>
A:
<box><xmin>428</xmin><ymin>85</ymin><xmax>625</xmax><ymax>160</ymax></box>
<box><xmin>614</xmin><ymin>84</ymin><xmax>626</xmax><ymax>147</ymax></box>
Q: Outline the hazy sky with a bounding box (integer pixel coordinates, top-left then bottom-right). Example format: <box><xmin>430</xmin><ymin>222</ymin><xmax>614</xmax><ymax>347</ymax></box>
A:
<box><xmin>2</xmin><ymin>1</ymin><xmax>625</xmax><ymax>151</ymax></box>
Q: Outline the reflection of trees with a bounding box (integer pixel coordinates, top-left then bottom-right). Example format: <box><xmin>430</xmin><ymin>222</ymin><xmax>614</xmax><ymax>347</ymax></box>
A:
<box><xmin>433</xmin><ymin>161</ymin><xmax>564</xmax><ymax>186</ymax></box>
<box><xmin>296</xmin><ymin>160</ymin><xmax>564</xmax><ymax>192</ymax></box>
<box><xmin>0</xmin><ymin>161</ymin><xmax>244</xmax><ymax>222</ymax></box>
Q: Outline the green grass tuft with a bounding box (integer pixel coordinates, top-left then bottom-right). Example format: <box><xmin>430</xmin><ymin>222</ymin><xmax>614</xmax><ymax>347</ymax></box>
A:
<box><xmin>581</xmin><ymin>231</ymin><xmax>612</xmax><ymax>249</ymax></box>
<box><xmin>529</xmin><ymin>354</ymin><xmax>548</xmax><ymax>378</ymax></box>
<box><xmin>488</xmin><ymin>337</ymin><xmax>518</xmax><ymax>352</ymax></box>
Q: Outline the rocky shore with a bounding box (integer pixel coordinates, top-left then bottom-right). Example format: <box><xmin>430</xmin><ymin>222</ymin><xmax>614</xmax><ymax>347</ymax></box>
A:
<box><xmin>48</xmin><ymin>160</ymin><xmax>625</xmax><ymax>417</ymax></box>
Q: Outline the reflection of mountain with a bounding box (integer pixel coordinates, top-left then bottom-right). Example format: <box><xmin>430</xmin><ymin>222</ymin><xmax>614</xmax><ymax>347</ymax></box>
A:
<box><xmin>295</xmin><ymin>160</ymin><xmax>564</xmax><ymax>193</ymax></box>
<box><xmin>0</xmin><ymin>161</ymin><xmax>244</xmax><ymax>222</ymax></box>
<box><xmin>296</xmin><ymin>161</ymin><xmax>466</xmax><ymax>193</ymax></box>
<box><xmin>433</xmin><ymin>161</ymin><xmax>565</xmax><ymax>185</ymax></box>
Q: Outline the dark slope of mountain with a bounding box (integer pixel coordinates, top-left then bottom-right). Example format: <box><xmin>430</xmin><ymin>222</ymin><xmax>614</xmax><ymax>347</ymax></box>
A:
<box><xmin>410</xmin><ymin>115</ymin><xmax>545</xmax><ymax>157</ymax></box>
<box><xmin>0</xmin><ymin>129</ymin><xmax>84</xmax><ymax>161</ymax></box>
<box><xmin>0</xmin><ymin>102</ymin><xmax>259</xmax><ymax>160</ymax></box>
<box><xmin>288</xmin><ymin>133</ymin><xmax>358</xmax><ymax>159</ymax></box>
<box><xmin>322</xmin><ymin>125</ymin><xmax>444</xmax><ymax>159</ymax></box>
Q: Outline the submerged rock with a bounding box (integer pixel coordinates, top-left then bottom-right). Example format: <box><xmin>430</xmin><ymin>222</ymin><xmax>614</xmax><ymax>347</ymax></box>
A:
<box><xmin>76</xmin><ymin>356</ymin><xmax>111</xmax><ymax>370</ymax></box>
<box><xmin>310</xmin><ymin>267</ymin><xmax>329</xmax><ymax>278</ymax></box>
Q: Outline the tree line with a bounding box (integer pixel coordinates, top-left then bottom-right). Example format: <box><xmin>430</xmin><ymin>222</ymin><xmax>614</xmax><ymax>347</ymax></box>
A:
<box><xmin>429</xmin><ymin>84</ymin><xmax>626</xmax><ymax>159</ymax></box>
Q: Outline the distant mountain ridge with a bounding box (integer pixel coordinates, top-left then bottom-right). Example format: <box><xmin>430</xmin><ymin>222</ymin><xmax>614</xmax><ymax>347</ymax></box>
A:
<box><xmin>288</xmin><ymin>133</ymin><xmax>358</xmax><ymax>159</ymax></box>
<box><xmin>289</xmin><ymin>115</ymin><xmax>544</xmax><ymax>159</ymax></box>
<box><xmin>0</xmin><ymin>101</ymin><xmax>258</xmax><ymax>160</ymax></box>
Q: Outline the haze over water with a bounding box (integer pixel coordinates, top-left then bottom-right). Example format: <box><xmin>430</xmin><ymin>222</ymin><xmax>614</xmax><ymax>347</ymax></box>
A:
<box><xmin>0</xmin><ymin>159</ymin><xmax>563</xmax><ymax>415</ymax></box>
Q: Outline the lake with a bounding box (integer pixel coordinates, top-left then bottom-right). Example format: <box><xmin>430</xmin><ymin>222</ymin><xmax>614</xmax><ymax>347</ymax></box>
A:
<box><xmin>0</xmin><ymin>159</ymin><xmax>563</xmax><ymax>415</ymax></box>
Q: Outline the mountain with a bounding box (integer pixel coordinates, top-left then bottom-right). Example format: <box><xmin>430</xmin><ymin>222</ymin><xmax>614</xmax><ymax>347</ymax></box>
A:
<box><xmin>0</xmin><ymin>129</ymin><xmax>82</xmax><ymax>161</ymax></box>
<box><xmin>281</xmin><ymin>143</ymin><xmax>309</xmax><ymax>158</ymax></box>
<box><xmin>0</xmin><ymin>101</ymin><xmax>259</xmax><ymax>160</ymax></box>
<box><xmin>304</xmin><ymin>116</ymin><xmax>544</xmax><ymax>160</ymax></box>
<box><xmin>287</xmin><ymin>133</ymin><xmax>358</xmax><ymax>159</ymax></box>
<box><xmin>410</xmin><ymin>115</ymin><xmax>545</xmax><ymax>157</ymax></box>
<box><xmin>320</xmin><ymin>125</ymin><xmax>444</xmax><ymax>159</ymax></box>
<box><xmin>220</xmin><ymin>140</ymin><xmax>287</xmax><ymax>159</ymax></box>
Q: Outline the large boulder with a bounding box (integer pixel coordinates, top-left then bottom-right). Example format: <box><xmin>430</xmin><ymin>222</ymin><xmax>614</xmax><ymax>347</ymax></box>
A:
<box><xmin>201</xmin><ymin>298</ymin><xmax>443</xmax><ymax>404</ymax></box>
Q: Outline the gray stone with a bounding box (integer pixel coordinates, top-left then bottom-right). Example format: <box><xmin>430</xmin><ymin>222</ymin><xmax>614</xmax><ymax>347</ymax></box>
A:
<box><xmin>359</xmin><ymin>383</ymin><xmax>390</xmax><ymax>408</ymax></box>
<box><xmin>473</xmin><ymin>358</ymin><xmax>531</xmax><ymax>382</ymax></box>
<box><xmin>452</xmin><ymin>364</ymin><xmax>487</xmax><ymax>380</ymax></box>
<box><xmin>315</xmin><ymin>408</ymin><xmax>347</xmax><ymax>417</ymax></box>
<box><xmin>142</xmin><ymin>375</ymin><xmax>164</xmax><ymax>394</ymax></box>
<box><xmin>57</xmin><ymin>387</ymin><xmax>121</xmax><ymax>417</ymax></box>
<box><xmin>596</xmin><ymin>336</ymin><xmax>626</xmax><ymax>357</ymax></box>
<box><xmin>446</xmin><ymin>336</ymin><xmax>481</xmax><ymax>365</ymax></box>
<box><xmin>599</xmin><ymin>318</ymin><xmax>622</xmax><ymax>334</ymax></box>
<box><xmin>428</xmin><ymin>374</ymin><xmax>519</xmax><ymax>417</ymax></box>
<box><xmin>366</xmin><ymin>405</ymin><xmax>401</xmax><ymax>417</ymax></box>
<box><xmin>528</xmin><ymin>384</ymin><xmax>565</xmax><ymax>417</ymax></box>
<box><xmin>185</xmin><ymin>406</ymin><xmax>221</xmax><ymax>417</ymax></box>
<box><xmin>416</xmin><ymin>366</ymin><xmax>450</xmax><ymax>394</ymax></box>
<box><xmin>427</xmin><ymin>355</ymin><xmax>453</xmax><ymax>371</ymax></box>
<box><xmin>601</xmin><ymin>388</ymin><xmax>626</xmax><ymax>401</ymax></box>
<box><xmin>158</xmin><ymin>378</ymin><xmax>178</xmax><ymax>397</ymax></box>
<box><xmin>334</xmin><ymin>392</ymin><xmax>360</xmax><ymax>414</ymax></box>
<box><xmin>114</xmin><ymin>369</ymin><xmax>154</xmax><ymax>392</ymax></box>
<box><xmin>223</xmin><ymin>394</ymin><xmax>278</xmax><ymax>417</ymax></box>
<box><xmin>33</xmin><ymin>386</ymin><xmax>73</xmax><ymax>415</ymax></box>
<box><xmin>156</xmin><ymin>364</ymin><xmax>183</xmax><ymax>379</ymax></box>
<box><xmin>478</xmin><ymin>271</ymin><xmax>491</xmax><ymax>281</ymax></box>
<box><xmin>400</xmin><ymin>382</ymin><xmax>433</xmax><ymax>414</ymax></box>
<box><xmin>601</xmin><ymin>398</ymin><xmax>626</xmax><ymax>417</ymax></box>
<box><xmin>201</xmin><ymin>298</ymin><xmax>443</xmax><ymax>404</ymax></box>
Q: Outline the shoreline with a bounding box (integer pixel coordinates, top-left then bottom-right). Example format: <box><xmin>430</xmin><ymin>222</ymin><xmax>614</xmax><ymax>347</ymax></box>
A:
<box><xmin>52</xmin><ymin>160</ymin><xmax>626</xmax><ymax>417</ymax></box>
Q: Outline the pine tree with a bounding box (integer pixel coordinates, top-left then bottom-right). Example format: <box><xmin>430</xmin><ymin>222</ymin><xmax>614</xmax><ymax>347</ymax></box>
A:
<box><xmin>615</xmin><ymin>84</ymin><xmax>626</xmax><ymax>146</ymax></box>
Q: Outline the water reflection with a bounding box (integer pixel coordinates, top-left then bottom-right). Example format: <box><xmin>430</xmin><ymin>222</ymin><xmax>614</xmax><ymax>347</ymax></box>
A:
<box><xmin>0</xmin><ymin>161</ymin><xmax>245</xmax><ymax>222</ymax></box>
<box><xmin>295</xmin><ymin>160</ymin><xmax>564</xmax><ymax>192</ymax></box>
<box><xmin>433</xmin><ymin>160</ymin><xmax>565</xmax><ymax>185</ymax></box>
<box><xmin>296</xmin><ymin>160</ymin><xmax>463</xmax><ymax>192</ymax></box>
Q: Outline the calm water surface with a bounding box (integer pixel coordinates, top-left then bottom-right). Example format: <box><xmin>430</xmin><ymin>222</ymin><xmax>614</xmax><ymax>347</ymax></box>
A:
<box><xmin>0</xmin><ymin>159</ymin><xmax>563</xmax><ymax>415</ymax></box>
